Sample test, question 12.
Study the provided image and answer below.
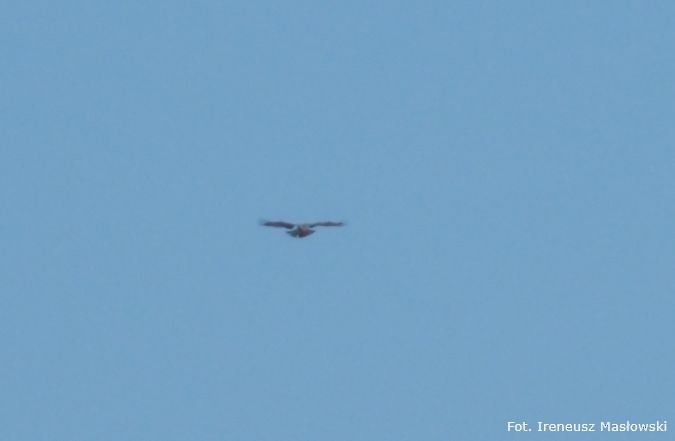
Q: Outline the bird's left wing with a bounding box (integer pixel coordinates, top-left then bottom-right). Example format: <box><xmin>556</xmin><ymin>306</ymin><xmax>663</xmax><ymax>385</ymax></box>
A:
<box><xmin>309</xmin><ymin>221</ymin><xmax>345</xmax><ymax>227</ymax></box>
<box><xmin>261</xmin><ymin>220</ymin><xmax>295</xmax><ymax>229</ymax></box>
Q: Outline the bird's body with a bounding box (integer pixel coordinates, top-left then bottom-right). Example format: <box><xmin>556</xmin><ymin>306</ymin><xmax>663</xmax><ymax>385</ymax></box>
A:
<box><xmin>261</xmin><ymin>220</ymin><xmax>345</xmax><ymax>238</ymax></box>
<box><xmin>287</xmin><ymin>224</ymin><xmax>316</xmax><ymax>238</ymax></box>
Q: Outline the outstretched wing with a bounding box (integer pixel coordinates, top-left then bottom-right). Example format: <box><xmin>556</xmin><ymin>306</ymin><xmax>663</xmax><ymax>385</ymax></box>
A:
<box><xmin>309</xmin><ymin>221</ymin><xmax>344</xmax><ymax>228</ymax></box>
<box><xmin>261</xmin><ymin>220</ymin><xmax>295</xmax><ymax>229</ymax></box>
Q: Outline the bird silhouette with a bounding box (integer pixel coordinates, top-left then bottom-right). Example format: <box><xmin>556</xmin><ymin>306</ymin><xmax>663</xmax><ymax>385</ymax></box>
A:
<box><xmin>260</xmin><ymin>220</ymin><xmax>345</xmax><ymax>238</ymax></box>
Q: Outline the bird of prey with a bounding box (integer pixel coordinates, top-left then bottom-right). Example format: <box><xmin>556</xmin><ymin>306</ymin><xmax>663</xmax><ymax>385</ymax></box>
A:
<box><xmin>260</xmin><ymin>220</ymin><xmax>345</xmax><ymax>238</ymax></box>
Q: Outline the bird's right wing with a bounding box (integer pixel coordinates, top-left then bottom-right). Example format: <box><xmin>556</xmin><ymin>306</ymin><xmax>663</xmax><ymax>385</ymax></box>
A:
<box><xmin>261</xmin><ymin>220</ymin><xmax>295</xmax><ymax>229</ymax></box>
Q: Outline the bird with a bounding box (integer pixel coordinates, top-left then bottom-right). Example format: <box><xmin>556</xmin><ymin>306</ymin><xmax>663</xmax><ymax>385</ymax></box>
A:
<box><xmin>260</xmin><ymin>220</ymin><xmax>345</xmax><ymax>238</ymax></box>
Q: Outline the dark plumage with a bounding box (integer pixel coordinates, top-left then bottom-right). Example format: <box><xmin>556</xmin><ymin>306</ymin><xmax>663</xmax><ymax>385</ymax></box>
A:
<box><xmin>260</xmin><ymin>220</ymin><xmax>345</xmax><ymax>238</ymax></box>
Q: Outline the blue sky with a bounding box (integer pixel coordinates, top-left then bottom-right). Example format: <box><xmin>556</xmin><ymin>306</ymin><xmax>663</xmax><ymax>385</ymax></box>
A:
<box><xmin>2</xmin><ymin>1</ymin><xmax>674</xmax><ymax>440</ymax></box>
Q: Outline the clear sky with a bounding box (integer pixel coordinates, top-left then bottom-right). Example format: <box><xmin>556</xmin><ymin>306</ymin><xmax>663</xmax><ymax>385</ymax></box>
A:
<box><xmin>2</xmin><ymin>1</ymin><xmax>674</xmax><ymax>440</ymax></box>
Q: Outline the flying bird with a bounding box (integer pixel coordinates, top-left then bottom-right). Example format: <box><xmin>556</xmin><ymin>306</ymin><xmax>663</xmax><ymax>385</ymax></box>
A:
<box><xmin>260</xmin><ymin>220</ymin><xmax>345</xmax><ymax>238</ymax></box>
